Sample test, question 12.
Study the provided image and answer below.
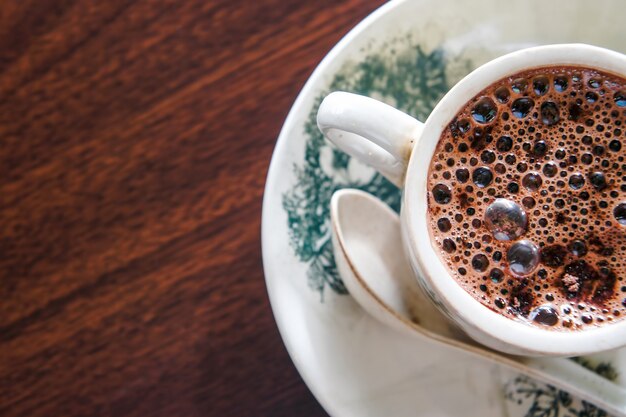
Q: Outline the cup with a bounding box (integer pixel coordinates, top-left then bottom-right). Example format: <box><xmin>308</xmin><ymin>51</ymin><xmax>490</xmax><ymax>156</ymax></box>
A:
<box><xmin>317</xmin><ymin>44</ymin><xmax>626</xmax><ymax>356</ymax></box>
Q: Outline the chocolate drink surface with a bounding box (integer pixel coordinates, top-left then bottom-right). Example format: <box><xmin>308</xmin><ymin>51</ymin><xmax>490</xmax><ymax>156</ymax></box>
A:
<box><xmin>427</xmin><ymin>66</ymin><xmax>626</xmax><ymax>330</ymax></box>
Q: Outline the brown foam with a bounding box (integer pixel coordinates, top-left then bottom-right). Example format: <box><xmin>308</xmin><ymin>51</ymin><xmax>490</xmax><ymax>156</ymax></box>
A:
<box><xmin>427</xmin><ymin>66</ymin><xmax>626</xmax><ymax>330</ymax></box>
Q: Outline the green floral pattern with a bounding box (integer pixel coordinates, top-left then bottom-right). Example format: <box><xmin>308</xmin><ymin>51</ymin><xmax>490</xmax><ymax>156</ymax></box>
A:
<box><xmin>506</xmin><ymin>376</ymin><xmax>609</xmax><ymax>417</ymax></box>
<box><xmin>282</xmin><ymin>45</ymin><xmax>458</xmax><ymax>297</ymax></box>
<box><xmin>571</xmin><ymin>357</ymin><xmax>619</xmax><ymax>382</ymax></box>
<box><xmin>504</xmin><ymin>360</ymin><xmax>618</xmax><ymax>416</ymax></box>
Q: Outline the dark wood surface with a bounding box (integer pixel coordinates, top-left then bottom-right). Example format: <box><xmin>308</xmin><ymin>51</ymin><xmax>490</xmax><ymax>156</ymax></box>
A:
<box><xmin>0</xmin><ymin>1</ymin><xmax>386</xmax><ymax>415</ymax></box>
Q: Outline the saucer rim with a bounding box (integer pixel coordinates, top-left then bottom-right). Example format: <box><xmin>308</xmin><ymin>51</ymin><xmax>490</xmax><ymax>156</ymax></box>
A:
<box><xmin>261</xmin><ymin>0</ymin><xmax>626</xmax><ymax>415</ymax></box>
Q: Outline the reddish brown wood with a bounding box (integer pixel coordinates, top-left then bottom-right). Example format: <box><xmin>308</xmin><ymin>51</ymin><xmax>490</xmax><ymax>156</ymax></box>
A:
<box><xmin>0</xmin><ymin>1</ymin><xmax>386</xmax><ymax>415</ymax></box>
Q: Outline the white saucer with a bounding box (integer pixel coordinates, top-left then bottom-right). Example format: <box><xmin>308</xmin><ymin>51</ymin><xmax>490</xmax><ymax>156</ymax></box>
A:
<box><xmin>262</xmin><ymin>0</ymin><xmax>626</xmax><ymax>415</ymax></box>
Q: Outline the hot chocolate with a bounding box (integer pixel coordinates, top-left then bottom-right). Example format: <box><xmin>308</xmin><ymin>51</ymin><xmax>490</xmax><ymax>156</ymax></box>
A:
<box><xmin>427</xmin><ymin>66</ymin><xmax>626</xmax><ymax>330</ymax></box>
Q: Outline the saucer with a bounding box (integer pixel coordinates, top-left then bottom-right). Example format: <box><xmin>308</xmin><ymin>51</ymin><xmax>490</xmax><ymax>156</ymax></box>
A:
<box><xmin>262</xmin><ymin>0</ymin><xmax>626</xmax><ymax>415</ymax></box>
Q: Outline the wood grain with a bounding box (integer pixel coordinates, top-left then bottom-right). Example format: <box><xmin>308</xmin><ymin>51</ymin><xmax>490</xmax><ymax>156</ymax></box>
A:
<box><xmin>0</xmin><ymin>1</ymin><xmax>386</xmax><ymax>415</ymax></box>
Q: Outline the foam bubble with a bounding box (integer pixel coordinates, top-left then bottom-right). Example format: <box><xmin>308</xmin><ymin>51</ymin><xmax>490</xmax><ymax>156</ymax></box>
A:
<box><xmin>512</xmin><ymin>98</ymin><xmax>534</xmax><ymax>118</ymax></box>
<box><xmin>472</xmin><ymin>167</ymin><xmax>493</xmax><ymax>187</ymax></box>
<box><xmin>614</xmin><ymin>203</ymin><xmax>626</xmax><ymax>225</ymax></box>
<box><xmin>432</xmin><ymin>184</ymin><xmax>452</xmax><ymax>204</ymax></box>
<box><xmin>530</xmin><ymin>305</ymin><xmax>559</xmax><ymax>326</ymax></box>
<box><xmin>522</xmin><ymin>172</ymin><xmax>543</xmax><ymax>191</ymax></box>
<box><xmin>484</xmin><ymin>199</ymin><xmax>528</xmax><ymax>241</ymax></box>
<box><xmin>472</xmin><ymin>97</ymin><xmax>498</xmax><ymax>124</ymax></box>
<box><xmin>540</xmin><ymin>101</ymin><xmax>560</xmax><ymax>126</ymax></box>
<box><xmin>508</xmin><ymin>240</ymin><xmax>540</xmax><ymax>276</ymax></box>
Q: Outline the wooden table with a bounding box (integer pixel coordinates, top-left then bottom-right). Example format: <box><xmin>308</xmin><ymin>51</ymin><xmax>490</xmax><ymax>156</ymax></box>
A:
<box><xmin>0</xmin><ymin>0</ymin><xmax>386</xmax><ymax>415</ymax></box>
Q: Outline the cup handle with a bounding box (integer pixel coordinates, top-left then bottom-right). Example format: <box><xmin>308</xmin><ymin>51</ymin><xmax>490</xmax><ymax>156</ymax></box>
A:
<box><xmin>317</xmin><ymin>92</ymin><xmax>424</xmax><ymax>187</ymax></box>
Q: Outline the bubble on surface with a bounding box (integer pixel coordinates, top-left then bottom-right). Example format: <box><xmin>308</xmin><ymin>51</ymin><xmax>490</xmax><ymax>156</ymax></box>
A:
<box><xmin>432</xmin><ymin>184</ymin><xmax>452</xmax><ymax>204</ymax></box>
<box><xmin>495</xmin><ymin>86</ymin><xmax>510</xmax><ymax>103</ymax></box>
<box><xmin>437</xmin><ymin>218</ymin><xmax>452</xmax><ymax>232</ymax></box>
<box><xmin>490</xmin><ymin>268</ymin><xmax>504</xmax><ymax>283</ymax></box>
<box><xmin>568</xmin><ymin>173</ymin><xmax>585</xmax><ymax>190</ymax></box>
<box><xmin>511</xmin><ymin>78</ymin><xmax>528</xmax><ymax>94</ymax></box>
<box><xmin>484</xmin><ymin>199</ymin><xmax>528</xmax><ymax>241</ymax></box>
<box><xmin>568</xmin><ymin>102</ymin><xmax>583</xmax><ymax>121</ymax></box>
<box><xmin>588</xmin><ymin>78</ymin><xmax>601</xmax><ymax>89</ymax></box>
<box><xmin>522</xmin><ymin>196</ymin><xmax>536</xmax><ymax>208</ymax></box>
<box><xmin>542</xmin><ymin>162</ymin><xmax>558</xmax><ymax>177</ymax></box>
<box><xmin>593</xmin><ymin>145</ymin><xmax>605</xmax><ymax>156</ymax></box>
<box><xmin>481</xmin><ymin>150</ymin><xmax>496</xmax><ymax>164</ymax></box>
<box><xmin>615</xmin><ymin>91</ymin><xmax>626</xmax><ymax>107</ymax></box>
<box><xmin>609</xmin><ymin>140</ymin><xmax>622</xmax><ymax>152</ymax></box>
<box><xmin>554</xmin><ymin>75</ymin><xmax>568</xmax><ymax>92</ymax></box>
<box><xmin>511</xmin><ymin>98</ymin><xmax>535</xmax><ymax>118</ymax></box>
<box><xmin>614</xmin><ymin>203</ymin><xmax>626</xmax><ymax>225</ymax></box>
<box><xmin>496</xmin><ymin>136</ymin><xmax>513</xmax><ymax>152</ymax></box>
<box><xmin>540</xmin><ymin>101</ymin><xmax>560</xmax><ymax>126</ymax></box>
<box><xmin>522</xmin><ymin>172</ymin><xmax>543</xmax><ymax>191</ymax></box>
<box><xmin>589</xmin><ymin>172</ymin><xmax>607</xmax><ymax>191</ymax></box>
<box><xmin>471</xmin><ymin>97</ymin><xmax>498</xmax><ymax>124</ymax></box>
<box><xmin>530</xmin><ymin>305</ymin><xmax>559</xmax><ymax>326</ymax></box>
<box><xmin>533</xmin><ymin>76</ymin><xmax>549</xmax><ymax>96</ymax></box>
<box><xmin>455</xmin><ymin>168</ymin><xmax>470</xmax><ymax>183</ymax></box>
<box><xmin>471</xmin><ymin>254</ymin><xmax>489</xmax><ymax>272</ymax></box>
<box><xmin>472</xmin><ymin>167</ymin><xmax>493</xmax><ymax>187</ymax></box>
<box><xmin>581</xmin><ymin>153</ymin><xmax>593</xmax><ymax>164</ymax></box>
<box><xmin>532</xmin><ymin>141</ymin><xmax>548</xmax><ymax>157</ymax></box>
<box><xmin>442</xmin><ymin>238</ymin><xmax>456</xmax><ymax>253</ymax></box>
<box><xmin>507</xmin><ymin>182</ymin><xmax>520</xmax><ymax>193</ymax></box>
<box><xmin>507</xmin><ymin>240</ymin><xmax>540</xmax><ymax>276</ymax></box>
<box><xmin>568</xmin><ymin>240</ymin><xmax>587</xmax><ymax>257</ymax></box>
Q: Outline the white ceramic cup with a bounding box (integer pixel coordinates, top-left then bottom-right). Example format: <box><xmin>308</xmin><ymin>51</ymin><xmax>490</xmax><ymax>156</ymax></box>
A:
<box><xmin>317</xmin><ymin>44</ymin><xmax>626</xmax><ymax>357</ymax></box>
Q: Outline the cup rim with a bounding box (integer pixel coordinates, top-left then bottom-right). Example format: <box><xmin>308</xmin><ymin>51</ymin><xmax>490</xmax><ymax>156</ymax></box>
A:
<box><xmin>403</xmin><ymin>43</ymin><xmax>626</xmax><ymax>356</ymax></box>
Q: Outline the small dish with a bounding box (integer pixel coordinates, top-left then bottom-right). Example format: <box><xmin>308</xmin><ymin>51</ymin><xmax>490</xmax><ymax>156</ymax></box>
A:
<box><xmin>262</xmin><ymin>0</ymin><xmax>626</xmax><ymax>415</ymax></box>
